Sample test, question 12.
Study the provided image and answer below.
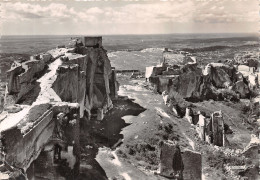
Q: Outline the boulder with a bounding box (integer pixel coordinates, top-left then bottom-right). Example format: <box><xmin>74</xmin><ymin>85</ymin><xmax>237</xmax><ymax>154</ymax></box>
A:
<box><xmin>145</xmin><ymin>66</ymin><xmax>167</xmax><ymax>79</ymax></box>
<box><xmin>208</xmin><ymin>63</ymin><xmax>236</xmax><ymax>88</ymax></box>
<box><xmin>159</xmin><ymin>140</ymin><xmax>184</xmax><ymax>179</ymax></box>
<box><xmin>232</xmin><ymin>80</ymin><xmax>250</xmax><ymax>98</ymax></box>
<box><xmin>182</xmin><ymin>150</ymin><xmax>202</xmax><ymax>180</ymax></box>
<box><xmin>170</xmin><ymin>70</ymin><xmax>203</xmax><ymax>100</ymax></box>
<box><xmin>167</xmin><ymin>66</ymin><xmax>220</xmax><ymax>101</ymax></box>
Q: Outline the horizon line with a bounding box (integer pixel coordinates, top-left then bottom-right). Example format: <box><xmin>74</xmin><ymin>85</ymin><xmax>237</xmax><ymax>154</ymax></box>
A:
<box><xmin>1</xmin><ymin>32</ymin><xmax>258</xmax><ymax>36</ymax></box>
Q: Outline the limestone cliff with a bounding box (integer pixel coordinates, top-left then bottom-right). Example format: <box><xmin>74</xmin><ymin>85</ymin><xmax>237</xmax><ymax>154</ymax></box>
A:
<box><xmin>52</xmin><ymin>45</ymin><xmax>118</xmax><ymax>118</ymax></box>
<box><xmin>0</xmin><ymin>36</ymin><xmax>118</xmax><ymax>177</ymax></box>
<box><xmin>147</xmin><ymin>61</ymin><xmax>251</xmax><ymax>101</ymax></box>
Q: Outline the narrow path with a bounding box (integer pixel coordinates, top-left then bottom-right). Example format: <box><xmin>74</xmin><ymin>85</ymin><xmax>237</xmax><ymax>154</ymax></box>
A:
<box><xmin>119</xmin><ymin>80</ymin><xmax>195</xmax><ymax>150</ymax></box>
<box><xmin>96</xmin><ymin>78</ymin><xmax>196</xmax><ymax>179</ymax></box>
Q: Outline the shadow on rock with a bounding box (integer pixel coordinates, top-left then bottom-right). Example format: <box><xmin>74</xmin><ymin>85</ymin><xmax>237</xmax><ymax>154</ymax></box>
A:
<box><xmin>77</xmin><ymin>97</ymin><xmax>146</xmax><ymax>180</ymax></box>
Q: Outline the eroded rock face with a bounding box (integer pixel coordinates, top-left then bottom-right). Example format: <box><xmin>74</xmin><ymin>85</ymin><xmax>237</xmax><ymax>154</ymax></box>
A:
<box><xmin>1</xmin><ymin>103</ymin><xmax>54</xmax><ymax>170</ymax></box>
<box><xmin>53</xmin><ymin>45</ymin><xmax>118</xmax><ymax>118</ymax></box>
<box><xmin>0</xmin><ymin>36</ymin><xmax>118</xmax><ymax>176</ymax></box>
<box><xmin>208</xmin><ymin>63</ymin><xmax>236</xmax><ymax>88</ymax></box>
<box><xmin>6</xmin><ymin>53</ymin><xmax>54</xmax><ymax>104</ymax></box>
<box><xmin>148</xmin><ymin>60</ymin><xmax>254</xmax><ymax>102</ymax></box>
<box><xmin>167</xmin><ymin>66</ymin><xmax>218</xmax><ymax>102</ymax></box>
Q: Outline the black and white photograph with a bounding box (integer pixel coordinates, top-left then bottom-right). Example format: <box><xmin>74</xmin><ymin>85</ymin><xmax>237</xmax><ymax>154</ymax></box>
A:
<box><xmin>0</xmin><ymin>0</ymin><xmax>259</xmax><ymax>179</ymax></box>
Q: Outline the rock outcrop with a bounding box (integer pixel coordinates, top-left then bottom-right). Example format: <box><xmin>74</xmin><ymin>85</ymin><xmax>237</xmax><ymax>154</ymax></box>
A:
<box><xmin>159</xmin><ymin>140</ymin><xmax>183</xmax><ymax>179</ymax></box>
<box><xmin>52</xmin><ymin>45</ymin><xmax>118</xmax><ymax>119</ymax></box>
<box><xmin>182</xmin><ymin>150</ymin><xmax>202</xmax><ymax>180</ymax></box>
<box><xmin>6</xmin><ymin>53</ymin><xmax>52</xmax><ymax>103</ymax></box>
<box><xmin>146</xmin><ymin>51</ymin><xmax>254</xmax><ymax>102</ymax></box>
<box><xmin>159</xmin><ymin>140</ymin><xmax>202</xmax><ymax>179</ymax></box>
<box><xmin>207</xmin><ymin>63</ymin><xmax>236</xmax><ymax>88</ymax></box>
<box><xmin>0</xmin><ymin>36</ymin><xmax>118</xmax><ymax>177</ymax></box>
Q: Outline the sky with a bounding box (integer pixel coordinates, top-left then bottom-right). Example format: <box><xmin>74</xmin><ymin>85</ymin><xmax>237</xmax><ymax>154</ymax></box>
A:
<box><xmin>0</xmin><ymin>0</ymin><xmax>259</xmax><ymax>35</ymax></box>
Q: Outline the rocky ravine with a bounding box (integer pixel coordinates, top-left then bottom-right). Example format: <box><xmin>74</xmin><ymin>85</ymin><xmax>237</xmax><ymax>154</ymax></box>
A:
<box><xmin>0</xmin><ymin>36</ymin><xmax>119</xmax><ymax>179</ymax></box>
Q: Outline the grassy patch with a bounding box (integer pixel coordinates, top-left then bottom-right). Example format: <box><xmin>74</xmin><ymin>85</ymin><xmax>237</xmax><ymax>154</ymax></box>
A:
<box><xmin>116</xmin><ymin>123</ymin><xmax>180</xmax><ymax>170</ymax></box>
